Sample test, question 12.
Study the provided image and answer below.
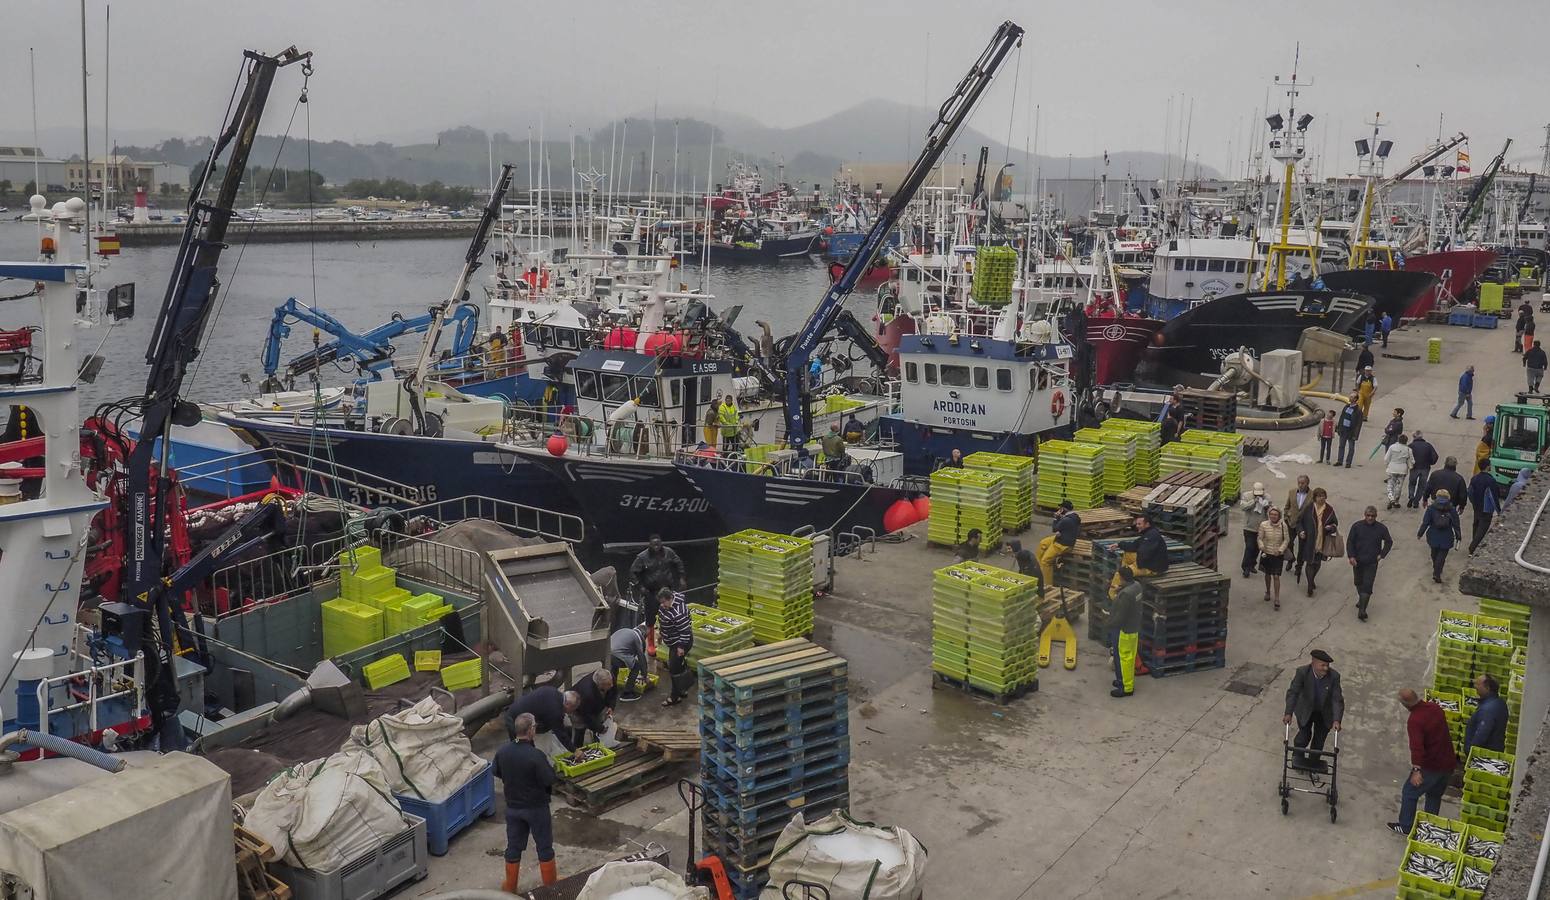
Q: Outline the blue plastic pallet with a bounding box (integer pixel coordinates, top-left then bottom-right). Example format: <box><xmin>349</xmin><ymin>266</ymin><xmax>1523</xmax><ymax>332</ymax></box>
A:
<box><xmin>392</xmin><ymin>762</ymin><xmax>496</xmax><ymax>856</ymax></box>
<box><xmin>701</xmin><ymin>724</ymin><xmax>850</xmax><ymax>770</ymax></box>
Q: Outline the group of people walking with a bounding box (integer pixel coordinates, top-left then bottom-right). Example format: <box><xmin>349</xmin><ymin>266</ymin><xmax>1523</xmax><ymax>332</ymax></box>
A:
<box><xmin>1239</xmin><ymin>476</ymin><xmax>1339</xmax><ymax>609</ymax></box>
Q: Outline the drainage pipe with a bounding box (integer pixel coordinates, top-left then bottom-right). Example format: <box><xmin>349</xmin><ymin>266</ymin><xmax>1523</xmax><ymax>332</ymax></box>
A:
<box><xmin>0</xmin><ymin>729</ymin><xmax>125</xmax><ymax>773</ymax></box>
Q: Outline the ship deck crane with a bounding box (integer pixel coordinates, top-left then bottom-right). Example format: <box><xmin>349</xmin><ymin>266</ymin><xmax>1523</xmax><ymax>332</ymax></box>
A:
<box><xmin>91</xmin><ymin>45</ymin><xmax>311</xmax><ymax>744</ymax></box>
<box><xmin>779</xmin><ymin>20</ymin><xmax>1024</xmax><ymax>449</ymax></box>
<box><xmin>259</xmin><ymin>297</ymin><xmax>481</xmax><ymax>391</ymax></box>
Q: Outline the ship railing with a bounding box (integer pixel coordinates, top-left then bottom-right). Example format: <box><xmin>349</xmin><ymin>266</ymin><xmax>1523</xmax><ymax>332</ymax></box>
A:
<box><xmin>169</xmin><ymin>447</ymin><xmax>282</xmax><ymax>501</ymax></box>
<box><xmin>393</xmin><ymin>494</ymin><xmax>584</xmax><ymax>544</ymax></box>
<box><xmin>268</xmin><ymin>445</ymin><xmax>431</xmax><ymax>507</ymax></box>
<box><xmin>32</xmin><ymin>636</ymin><xmax>146</xmax><ymax>739</ymax></box>
<box><xmin>671</xmin><ymin>448</ymin><xmax>785</xmax><ymax>477</ymax></box>
<box><xmin>357</xmin><ymin>528</ymin><xmax>488</xmax><ymax>596</ymax></box>
<box><xmin>504</xmin><ymin>411</ymin><xmax>692</xmax><ymax>462</ymax></box>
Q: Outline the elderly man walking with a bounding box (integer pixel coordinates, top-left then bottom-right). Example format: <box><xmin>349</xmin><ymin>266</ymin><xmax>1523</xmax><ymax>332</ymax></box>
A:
<box><xmin>1347</xmin><ymin>506</ymin><xmax>1393</xmax><ymax>622</ymax></box>
<box><xmin>1283</xmin><ymin>649</ymin><xmax>1344</xmax><ymax>771</ymax></box>
<box><xmin>1388</xmin><ymin>688</ymin><xmax>1458</xmax><ymax>835</ymax></box>
<box><xmin>1407</xmin><ymin>431</ymin><xmax>1438</xmax><ymax>509</ymax></box>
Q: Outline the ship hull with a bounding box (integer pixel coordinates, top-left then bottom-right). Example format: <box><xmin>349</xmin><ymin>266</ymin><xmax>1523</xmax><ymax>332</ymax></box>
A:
<box><xmin>707</xmin><ymin>232</ymin><xmax>819</xmax><ymax>262</ymax></box>
<box><xmin>1149</xmin><ymin>289</ymin><xmax>1374</xmax><ymax>379</ymax></box>
<box><xmin>1402</xmin><ymin>249</ymin><xmax>1499</xmax><ymax>315</ymax></box>
<box><xmin>675</xmin><ymin>462</ymin><xmax>914</xmax><ymax>537</ymax></box>
<box><xmin>1319</xmin><ymin>269</ymin><xmax>1440</xmax><ymax>327</ymax></box>
<box><xmin>1084</xmin><ymin>315</ymin><xmax>1165</xmax><ymax>385</ymax></box>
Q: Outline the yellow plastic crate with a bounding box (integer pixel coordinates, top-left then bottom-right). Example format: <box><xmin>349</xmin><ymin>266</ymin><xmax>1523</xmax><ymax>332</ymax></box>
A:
<box><xmin>414</xmin><ymin>650</ymin><xmax>442</xmax><ymax>671</ymax></box>
<box><xmin>441</xmin><ymin>658</ymin><xmax>482</xmax><ymax>691</ymax></box>
<box><xmin>362</xmin><ymin>653</ymin><xmax>411</xmax><ymax>690</ymax></box>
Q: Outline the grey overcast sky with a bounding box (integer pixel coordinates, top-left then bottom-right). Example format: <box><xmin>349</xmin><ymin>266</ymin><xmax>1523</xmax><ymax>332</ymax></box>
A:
<box><xmin>4</xmin><ymin>0</ymin><xmax>1547</xmax><ymax>176</ymax></box>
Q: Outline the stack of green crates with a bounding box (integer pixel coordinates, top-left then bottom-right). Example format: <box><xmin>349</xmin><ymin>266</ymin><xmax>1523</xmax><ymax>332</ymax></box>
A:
<box><xmin>1159</xmin><ymin>441</ymin><xmax>1238</xmax><ymax>500</ymax></box>
<box><xmin>1478</xmin><ymin>599</ymin><xmax>1530</xmax><ymax>751</ymax></box>
<box><xmin>1426</xmin><ymin>689</ymin><xmax>1468</xmax><ymax>754</ymax></box>
<box><xmin>1478</xmin><ymin>599</ymin><xmax>1530</xmax><ymax>651</ymax></box>
<box><xmin>657</xmin><ymin>603</ymin><xmax>755</xmax><ymax>665</ymax></box>
<box><xmin>930</xmin><ymin>562</ymin><xmax>1039</xmax><ymax>696</ymax></box>
<box><xmin>1035</xmin><ymin>440</ymin><xmax>1104</xmax><ymax>510</ymax></box>
<box><xmin>322</xmin><ymin>598</ymin><xmax>384</xmax><ymax>658</ymax></box>
<box><xmin>1434</xmin><ymin>612</ymin><xmax>1477</xmax><ymax>692</ymax></box>
<box><xmin>962</xmin><ymin>451</ymin><xmax>1035</xmax><ymax>532</ymax></box>
<box><xmin>929</xmin><ymin>467</ymin><xmax>1005</xmax><ymax>549</ymax></box>
<box><xmin>1180</xmin><ymin>430</ymin><xmax>1244</xmax><ymax>501</ymax></box>
<box><xmin>1102</xmin><ymin>418</ymin><xmax>1161</xmax><ymax>482</ymax></box>
<box><xmin>972</xmin><ymin>246</ymin><xmax>1018</xmax><ymax>307</ymax></box>
<box><xmin>1071</xmin><ymin>427</ymin><xmax>1138</xmax><ymax>496</ymax></box>
<box><xmin>717</xmin><ymin>530</ymin><xmax>815</xmax><ymax>644</ymax></box>
<box><xmin>1461</xmin><ymin>747</ymin><xmax>1513</xmax><ymax>832</ymax></box>
<box><xmin>1401</xmin><ymin>813</ymin><xmax>1500</xmax><ymax>900</ymax></box>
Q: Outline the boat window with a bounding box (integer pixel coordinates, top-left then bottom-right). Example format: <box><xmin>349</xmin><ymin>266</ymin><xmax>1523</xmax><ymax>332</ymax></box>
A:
<box><xmin>1031</xmin><ymin>368</ymin><xmax>1050</xmax><ymax>391</ymax></box>
<box><xmin>537</xmin><ymin>325</ymin><xmax>554</xmax><ymax>346</ymax></box>
<box><xmin>635</xmin><ymin>376</ymin><xmax>659</xmax><ymax>407</ymax></box>
<box><xmin>522</xmin><ymin>324</ymin><xmax>540</xmax><ymax>344</ymax></box>
<box><xmin>669</xmin><ymin>378</ymin><xmax>681</xmax><ymax>407</ymax></box>
<box><xmin>1502</xmin><ymin>414</ymin><xmax>1541</xmax><ymax>452</ymax></box>
<box><xmin>555</xmin><ymin>328</ymin><xmax>578</xmax><ymax>350</ymax></box>
<box><xmin>995</xmin><ymin>368</ymin><xmax>1012</xmax><ymax>391</ymax></box>
<box><xmin>575</xmin><ymin>369</ymin><xmax>600</xmax><ymax>400</ymax></box>
<box><xmin>974</xmin><ymin>367</ymin><xmax>989</xmax><ymax>389</ymax></box>
<box><xmin>700</xmin><ymin>376</ymin><xmax>712</xmax><ymax>400</ymax></box>
<box><xmin>924</xmin><ymin>363</ymin><xmax>938</xmax><ymax>385</ymax></box>
<box><xmin>601</xmin><ymin>373</ymin><xmax>632</xmax><ymax>403</ymax></box>
<box><xmin>1208</xmin><ymin>259</ymin><xmax>1225</xmax><ymax>272</ymax></box>
<box><xmin>940</xmin><ymin>365</ymin><xmax>971</xmax><ymax>387</ymax></box>
<box><xmin>905</xmin><ymin>362</ymin><xmax>918</xmax><ymax>383</ymax></box>
<box><xmin>1173</xmin><ymin>259</ymin><xmax>1183</xmax><ymax>270</ymax></box>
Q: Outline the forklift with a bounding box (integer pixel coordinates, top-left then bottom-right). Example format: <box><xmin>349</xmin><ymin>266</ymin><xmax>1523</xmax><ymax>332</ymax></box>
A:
<box><xmin>1487</xmin><ymin>397</ymin><xmax>1550</xmax><ymax>487</ymax></box>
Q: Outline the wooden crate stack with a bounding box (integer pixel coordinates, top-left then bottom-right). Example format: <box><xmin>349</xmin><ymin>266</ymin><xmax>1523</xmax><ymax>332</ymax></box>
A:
<box><xmin>1072</xmin><ymin>427</ymin><xmax>1140</xmax><ymax>496</ymax></box>
<box><xmin>1180</xmin><ymin>388</ymin><xmax>1238</xmax><ymax>432</ymax></box>
<box><xmin>1102</xmin><ymin>418</ymin><xmax>1162</xmax><ymax>482</ymax></box>
<box><xmin>1035</xmin><ymin>440</ymin><xmax>1105</xmax><ymax>511</ymax></box>
<box><xmin>1140</xmin><ymin>473</ymin><xmax>1224</xmax><ymax>569</ymax></box>
<box><xmin>928</xmin><ymin>467</ymin><xmax>1005</xmax><ymax>550</ymax></box>
<box><xmin>717</xmin><ymin>530</ymin><xmax>815</xmax><ymax>644</ymax></box>
<box><xmin>697</xmin><ymin>641</ymin><xmax>850</xmax><ymax>900</ymax></box>
<box><xmin>1077</xmin><ymin>537</ymin><xmax>1196</xmax><ymax>642</ymax></box>
<box><xmin>963</xmin><ymin>451</ymin><xmax>1036</xmax><ymax>533</ymax></box>
<box><xmin>1136</xmin><ymin>563</ymin><xmax>1230</xmax><ymax>677</ymax></box>
<box><xmin>930</xmin><ymin>562</ymin><xmax>1040</xmax><ymax>702</ymax></box>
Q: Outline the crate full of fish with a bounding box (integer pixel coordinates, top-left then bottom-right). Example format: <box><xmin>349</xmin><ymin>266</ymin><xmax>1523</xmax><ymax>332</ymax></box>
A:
<box><xmin>553</xmin><ymin>743</ymin><xmax>616</xmax><ymax>779</ymax></box>
<box><xmin>1464</xmin><ymin>747</ymin><xmax>1514</xmax><ymax>789</ymax></box>
<box><xmin>1399</xmin><ymin>841</ymin><xmax>1459</xmax><ymax>895</ymax></box>
<box><xmin>1410</xmin><ymin>812</ymin><xmax>1467</xmax><ymax>853</ymax></box>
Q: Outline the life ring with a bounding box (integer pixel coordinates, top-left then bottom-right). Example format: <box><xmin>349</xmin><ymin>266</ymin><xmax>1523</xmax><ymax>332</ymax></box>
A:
<box><xmin>1051</xmin><ymin>390</ymin><xmax>1067</xmax><ymax>419</ymax></box>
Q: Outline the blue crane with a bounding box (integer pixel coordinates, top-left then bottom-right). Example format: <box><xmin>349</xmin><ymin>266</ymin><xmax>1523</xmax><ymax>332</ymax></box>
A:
<box><xmin>259</xmin><ymin>297</ymin><xmax>481</xmax><ymax>391</ymax></box>
<box><xmin>780</xmin><ymin>21</ymin><xmax>1024</xmax><ymax>449</ymax></box>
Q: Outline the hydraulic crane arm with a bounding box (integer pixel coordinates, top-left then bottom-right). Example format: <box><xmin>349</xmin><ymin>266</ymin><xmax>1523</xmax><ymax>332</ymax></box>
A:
<box><xmin>780</xmin><ymin>20</ymin><xmax>1023</xmax><ymax>447</ymax></box>
<box><xmin>1461</xmin><ymin>139</ymin><xmax>1513</xmax><ymax>233</ymax></box>
<box><xmin>1384</xmin><ymin>133</ymin><xmax>1468</xmax><ymax>188</ymax></box>
<box><xmin>261</xmin><ymin>298</ymin><xmax>481</xmax><ymax>388</ymax></box>
<box><xmin>833</xmin><ymin>310</ymin><xmax>890</xmax><ymax>372</ymax></box>
<box><xmin>406</xmin><ymin>164</ymin><xmax>514</xmax><ymax>433</ymax></box>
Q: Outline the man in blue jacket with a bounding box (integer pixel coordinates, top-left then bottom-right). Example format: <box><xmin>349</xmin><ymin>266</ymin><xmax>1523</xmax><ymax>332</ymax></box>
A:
<box><xmin>1467</xmin><ymin>467</ymin><xmax>1501</xmax><ymax>555</ymax></box>
<box><xmin>1463</xmin><ymin>674</ymin><xmax>1509</xmax><ymax>756</ymax></box>
<box><xmin>1449</xmin><ymin>365</ymin><xmax>1475</xmax><ymax>420</ymax></box>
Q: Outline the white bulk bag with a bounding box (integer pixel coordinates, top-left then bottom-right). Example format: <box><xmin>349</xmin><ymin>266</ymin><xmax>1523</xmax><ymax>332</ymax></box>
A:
<box><xmin>576</xmin><ymin>860</ymin><xmax>704</xmax><ymax>899</ymax></box>
<box><xmin>760</xmin><ymin>811</ymin><xmax>927</xmax><ymax>900</ymax></box>
<box><xmin>244</xmin><ymin>747</ymin><xmax>407</xmax><ymax>871</ymax></box>
<box><xmin>345</xmin><ymin>696</ymin><xmax>485</xmax><ymax>802</ymax></box>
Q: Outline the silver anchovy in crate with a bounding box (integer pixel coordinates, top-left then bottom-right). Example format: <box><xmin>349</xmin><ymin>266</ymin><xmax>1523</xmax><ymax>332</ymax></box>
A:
<box><xmin>1465</xmin><ymin>836</ymin><xmax>1501</xmax><ymax>861</ymax></box>
<box><xmin>1433</xmin><ymin>697</ymin><xmax>1461</xmax><ymax>712</ymax></box>
<box><xmin>565</xmin><ymin>748</ymin><xmax>608</xmax><ymax>765</ymax></box>
<box><xmin>1404</xmin><ymin>851</ymin><xmax>1457</xmax><ymax>883</ymax></box>
<box><xmin>1413</xmin><ymin>821</ymin><xmax>1460</xmax><ymax>850</ymax></box>
<box><xmin>1459</xmin><ymin>865</ymin><xmax>1491</xmax><ymax>891</ymax></box>
<box><xmin>1442</xmin><ymin>615</ymin><xmax>1474</xmax><ymax>628</ymax></box>
<box><xmin>1478</xmin><ymin>636</ymin><xmax>1513</xmax><ymax>648</ymax></box>
<box><xmin>1468</xmin><ymin>757</ymin><xmax>1511</xmax><ymax>776</ymax></box>
<box><xmin>1441</xmin><ymin>630</ymin><xmax>1474</xmax><ymax>642</ymax></box>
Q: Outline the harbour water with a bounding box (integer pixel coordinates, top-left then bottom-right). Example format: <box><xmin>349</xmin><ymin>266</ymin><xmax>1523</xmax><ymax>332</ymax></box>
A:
<box><xmin>0</xmin><ymin>219</ymin><xmax>834</xmax><ymax>411</ymax></box>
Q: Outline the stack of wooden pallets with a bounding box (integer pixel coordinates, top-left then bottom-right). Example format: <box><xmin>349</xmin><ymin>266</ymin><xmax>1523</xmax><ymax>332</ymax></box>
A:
<box><xmin>1140</xmin><ymin>473</ymin><xmax>1224</xmax><ymax>569</ymax></box>
<box><xmin>1135</xmin><ymin>563</ymin><xmax>1230</xmax><ymax>676</ymax></box>
<box><xmin>697</xmin><ymin>641</ymin><xmax>851</xmax><ymax>900</ymax></box>
<box><xmin>1180</xmin><ymin>388</ymin><xmax>1238</xmax><ymax>432</ymax></box>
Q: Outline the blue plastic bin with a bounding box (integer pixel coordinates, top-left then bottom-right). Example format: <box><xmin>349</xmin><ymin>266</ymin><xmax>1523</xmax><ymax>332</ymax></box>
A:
<box><xmin>1448</xmin><ymin>308</ymin><xmax>1476</xmax><ymax>326</ymax></box>
<box><xmin>1472</xmin><ymin>314</ymin><xmax>1499</xmax><ymax>329</ymax></box>
<box><xmin>392</xmin><ymin>761</ymin><xmax>496</xmax><ymax>856</ymax></box>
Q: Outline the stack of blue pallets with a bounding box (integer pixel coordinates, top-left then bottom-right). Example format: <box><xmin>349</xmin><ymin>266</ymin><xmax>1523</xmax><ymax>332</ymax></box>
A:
<box><xmin>697</xmin><ymin>639</ymin><xmax>850</xmax><ymax>899</ymax></box>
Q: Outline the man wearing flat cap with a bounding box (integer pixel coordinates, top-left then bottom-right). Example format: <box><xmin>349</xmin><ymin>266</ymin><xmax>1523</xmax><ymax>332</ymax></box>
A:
<box><xmin>1283</xmin><ymin>649</ymin><xmax>1344</xmax><ymax>770</ymax></box>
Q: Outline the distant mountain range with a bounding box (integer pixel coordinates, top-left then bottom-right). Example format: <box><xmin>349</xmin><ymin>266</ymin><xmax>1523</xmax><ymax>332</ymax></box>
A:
<box><xmin>5</xmin><ymin>99</ymin><xmax>1213</xmax><ymax>192</ymax></box>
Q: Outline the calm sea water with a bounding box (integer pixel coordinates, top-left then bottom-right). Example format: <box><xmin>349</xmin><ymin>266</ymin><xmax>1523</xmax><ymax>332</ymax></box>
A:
<box><xmin>0</xmin><ymin>219</ymin><xmax>833</xmax><ymax>412</ymax></box>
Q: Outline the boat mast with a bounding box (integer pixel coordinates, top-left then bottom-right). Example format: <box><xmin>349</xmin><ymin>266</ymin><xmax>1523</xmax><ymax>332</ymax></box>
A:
<box><xmin>1261</xmin><ymin>51</ymin><xmax>1315</xmax><ymax>291</ymax></box>
<box><xmin>78</xmin><ymin>0</ymin><xmax>92</xmax><ymax>286</ymax></box>
<box><xmin>1350</xmin><ymin>113</ymin><xmax>1388</xmax><ymax>269</ymax></box>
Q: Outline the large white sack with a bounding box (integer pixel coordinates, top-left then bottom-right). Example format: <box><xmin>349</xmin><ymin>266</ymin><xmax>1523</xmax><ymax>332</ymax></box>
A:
<box><xmin>576</xmin><ymin>860</ymin><xmax>705</xmax><ymax>899</ymax></box>
<box><xmin>345</xmin><ymin>696</ymin><xmax>485</xmax><ymax>802</ymax></box>
<box><xmin>760</xmin><ymin>811</ymin><xmax>927</xmax><ymax>900</ymax></box>
<box><xmin>244</xmin><ymin>747</ymin><xmax>406</xmax><ymax>871</ymax></box>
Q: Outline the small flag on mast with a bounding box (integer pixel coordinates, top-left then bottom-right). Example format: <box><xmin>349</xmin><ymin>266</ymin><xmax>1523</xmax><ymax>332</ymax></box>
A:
<box><xmin>1456</xmin><ymin>149</ymin><xmax>1471</xmax><ymax>174</ymax></box>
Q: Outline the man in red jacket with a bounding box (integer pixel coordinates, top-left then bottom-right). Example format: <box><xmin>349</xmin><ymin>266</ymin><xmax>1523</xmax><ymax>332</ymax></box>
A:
<box><xmin>1387</xmin><ymin>688</ymin><xmax>1458</xmax><ymax>835</ymax></box>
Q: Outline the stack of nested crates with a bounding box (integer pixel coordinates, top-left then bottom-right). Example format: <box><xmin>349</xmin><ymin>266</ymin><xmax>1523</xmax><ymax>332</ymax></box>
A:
<box><xmin>323</xmin><ymin>547</ymin><xmax>395</xmax><ymax>657</ymax></box>
<box><xmin>1434</xmin><ymin>612</ymin><xmax>1477</xmax><ymax>711</ymax></box>
<box><xmin>1036</xmin><ymin>440</ymin><xmax>1105</xmax><ymax>510</ymax></box>
<box><xmin>697</xmin><ymin>640</ymin><xmax>850</xmax><ymax>900</ymax></box>
<box><xmin>1160</xmin><ymin>442</ymin><xmax>1238</xmax><ymax>503</ymax></box>
<box><xmin>930</xmin><ymin>562</ymin><xmax>1040</xmax><ymax>700</ymax></box>
<box><xmin>657</xmin><ymin>603</ymin><xmax>755</xmax><ymax>666</ymax></box>
<box><xmin>1426</xmin><ymin>689</ymin><xmax>1468</xmax><ymax>755</ymax></box>
<box><xmin>1103</xmin><ymin>418</ymin><xmax>1161</xmax><ymax>483</ymax></box>
<box><xmin>1135</xmin><ymin>563</ymin><xmax>1230</xmax><ymax>677</ymax></box>
<box><xmin>717</xmin><ymin>530</ymin><xmax>815</xmax><ymax>644</ymax></box>
<box><xmin>972</xmin><ymin>246</ymin><xmax>1018</xmax><ymax>307</ymax></box>
<box><xmin>1478</xmin><ymin>598</ymin><xmax>1531</xmax><ymax>651</ymax></box>
<box><xmin>1072</xmin><ymin>427</ymin><xmax>1138</xmax><ymax>497</ymax></box>
<box><xmin>963</xmin><ymin>451</ymin><xmax>1035</xmax><ymax>533</ymax></box>
<box><xmin>1179</xmin><ymin>430</ymin><xmax>1244</xmax><ymax>501</ymax></box>
<box><xmin>1479</xmin><ymin>598</ymin><xmax>1530</xmax><ymax>751</ymax></box>
<box><xmin>929</xmin><ymin>467</ymin><xmax>1004</xmax><ymax>550</ymax></box>
<box><xmin>1461</xmin><ymin>747</ymin><xmax>1514</xmax><ymax>833</ymax></box>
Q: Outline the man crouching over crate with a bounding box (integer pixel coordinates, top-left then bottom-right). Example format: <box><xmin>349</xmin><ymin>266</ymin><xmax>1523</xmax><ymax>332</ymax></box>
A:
<box><xmin>1283</xmin><ymin>649</ymin><xmax>1344</xmax><ymax>772</ymax></box>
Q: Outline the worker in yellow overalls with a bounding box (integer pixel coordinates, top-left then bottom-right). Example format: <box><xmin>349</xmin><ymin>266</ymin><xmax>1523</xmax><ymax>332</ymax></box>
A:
<box><xmin>1037</xmin><ymin>500</ymin><xmax>1080</xmax><ymax>592</ymax></box>
<box><xmin>1355</xmin><ymin>366</ymin><xmax>1377</xmax><ymax>418</ymax></box>
<box><xmin>1108</xmin><ymin>512</ymin><xmax>1169</xmax><ymax>598</ymax></box>
<box><xmin>1110</xmin><ymin>567</ymin><xmax>1143</xmax><ymax>698</ymax></box>
<box><xmin>488</xmin><ymin>326</ymin><xmax>507</xmax><ymax>375</ymax></box>
<box><xmin>718</xmin><ymin>395</ymin><xmax>742</xmax><ymax>454</ymax></box>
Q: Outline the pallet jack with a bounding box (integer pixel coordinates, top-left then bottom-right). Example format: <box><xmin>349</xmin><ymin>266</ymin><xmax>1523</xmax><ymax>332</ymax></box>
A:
<box><xmin>678</xmin><ymin>778</ymin><xmax>734</xmax><ymax>900</ymax></box>
<box><xmin>1037</xmin><ymin>593</ymin><xmax>1078</xmax><ymax>670</ymax></box>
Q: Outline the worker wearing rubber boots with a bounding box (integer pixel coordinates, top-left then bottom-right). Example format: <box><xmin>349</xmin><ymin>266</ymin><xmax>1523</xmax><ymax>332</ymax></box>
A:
<box><xmin>718</xmin><ymin>394</ymin><xmax>742</xmax><ymax>453</ymax></box>
<box><xmin>495</xmin><ymin>712</ymin><xmax>560</xmax><ymax>891</ymax></box>
<box><xmin>1036</xmin><ymin>500</ymin><xmax>1080</xmax><ymax>592</ymax></box>
<box><xmin>1110</xmin><ymin>567</ymin><xmax>1143</xmax><ymax>698</ymax></box>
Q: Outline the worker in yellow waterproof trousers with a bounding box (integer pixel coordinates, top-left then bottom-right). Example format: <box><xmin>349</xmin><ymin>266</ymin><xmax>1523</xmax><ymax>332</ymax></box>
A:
<box><xmin>1108</xmin><ymin>512</ymin><xmax>1169</xmax><ymax>598</ymax></box>
<box><xmin>1111</xmin><ymin>567</ymin><xmax>1143</xmax><ymax>698</ymax></box>
<box><xmin>1037</xmin><ymin>500</ymin><xmax>1081</xmax><ymax>591</ymax></box>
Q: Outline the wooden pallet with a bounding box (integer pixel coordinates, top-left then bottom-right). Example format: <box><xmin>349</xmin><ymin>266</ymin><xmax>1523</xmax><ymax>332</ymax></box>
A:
<box><xmin>555</xmin><ymin>745</ymin><xmax>679</xmax><ymax>813</ymax></box>
<box><xmin>1073</xmin><ymin>506</ymin><xmax>1132</xmax><ymax>538</ymax></box>
<box><xmin>617</xmin><ymin>725</ymin><xmax>701</xmax><ymax>761</ymax></box>
<box><xmin>235</xmin><ymin>825</ymin><xmax>291</xmax><ymax>900</ymax></box>
<box><xmin>1038</xmin><ymin>586</ymin><xmax>1086</xmax><ymax>624</ymax></box>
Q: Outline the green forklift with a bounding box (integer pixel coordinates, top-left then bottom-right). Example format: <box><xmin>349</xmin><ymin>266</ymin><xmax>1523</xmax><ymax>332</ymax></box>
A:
<box><xmin>1487</xmin><ymin>395</ymin><xmax>1550</xmax><ymax>486</ymax></box>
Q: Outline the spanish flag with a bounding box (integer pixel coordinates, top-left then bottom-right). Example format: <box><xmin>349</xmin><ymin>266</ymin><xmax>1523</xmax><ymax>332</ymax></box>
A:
<box><xmin>1456</xmin><ymin>149</ymin><xmax>1471</xmax><ymax>175</ymax></box>
<box><xmin>95</xmin><ymin>232</ymin><xmax>120</xmax><ymax>256</ymax></box>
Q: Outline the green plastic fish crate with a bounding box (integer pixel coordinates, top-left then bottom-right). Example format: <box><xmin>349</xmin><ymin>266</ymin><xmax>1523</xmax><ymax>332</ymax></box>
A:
<box><xmin>1411</xmin><ymin>812</ymin><xmax>1468</xmax><ymax>852</ymax></box>
<box><xmin>1398</xmin><ymin>839</ymin><xmax>1462</xmax><ymax>897</ymax></box>
<box><xmin>553</xmin><ymin>742</ymin><xmax>617</xmax><ymax>779</ymax></box>
<box><xmin>963</xmin><ymin>452</ymin><xmax>1035</xmax><ymax>531</ymax></box>
<box><xmin>1034</xmin><ymin>441</ymin><xmax>1104</xmax><ymax>509</ymax></box>
<box><xmin>1073</xmin><ymin>427</ymin><xmax>1140</xmax><ymax>496</ymax></box>
<box><xmin>322</xmin><ymin>598</ymin><xmax>385</xmax><ymax>658</ymax></box>
<box><xmin>972</xmin><ymin>246</ymin><xmax>1018</xmax><ymax>307</ymax></box>
<box><xmin>362</xmin><ymin>653</ymin><xmax>411</xmax><ymax>690</ymax></box>
<box><xmin>1102</xmin><ymin>418</ymin><xmax>1161</xmax><ymax>482</ymax></box>
<box><xmin>929</xmin><ymin>467</ymin><xmax>1005</xmax><ymax>546</ymax></box>
<box><xmin>440</xmin><ymin>658</ymin><xmax>482</xmax><ymax>691</ymax></box>
<box><xmin>338</xmin><ymin>544</ymin><xmax>383</xmax><ymax>572</ymax></box>
<box><xmin>341</xmin><ymin>566</ymin><xmax>398</xmax><ymax>603</ymax></box>
<box><xmin>1464</xmin><ymin>748</ymin><xmax>1514</xmax><ymax>789</ymax></box>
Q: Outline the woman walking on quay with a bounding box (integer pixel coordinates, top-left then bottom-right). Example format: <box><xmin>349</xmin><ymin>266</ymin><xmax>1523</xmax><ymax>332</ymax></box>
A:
<box><xmin>1297</xmin><ymin>488</ymin><xmax>1340</xmax><ymax>597</ymax></box>
<box><xmin>1258</xmin><ymin>506</ymin><xmax>1291</xmax><ymax>610</ymax></box>
<box><xmin>1417</xmin><ymin>490</ymin><xmax>1463</xmax><ymax>584</ymax></box>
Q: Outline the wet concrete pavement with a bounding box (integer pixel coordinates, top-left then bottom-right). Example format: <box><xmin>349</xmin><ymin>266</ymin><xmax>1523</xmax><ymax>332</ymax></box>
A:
<box><xmin>421</xmin><ymin>313</ymin><xmax>1531</xmax><ymax>898</ymax></box>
